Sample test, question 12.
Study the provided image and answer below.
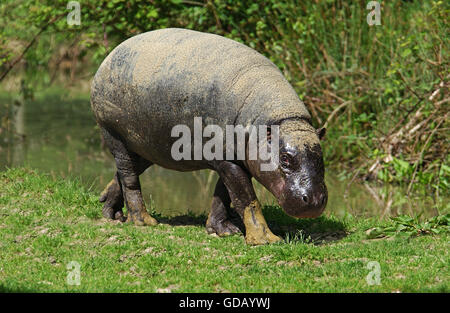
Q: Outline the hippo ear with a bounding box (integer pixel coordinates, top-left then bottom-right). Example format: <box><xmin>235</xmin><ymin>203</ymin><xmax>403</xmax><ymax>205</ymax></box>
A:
<box><xmin>317</xmin><ymin>127</ymin><xmax>326</xmax><ymax>140</ymax></box>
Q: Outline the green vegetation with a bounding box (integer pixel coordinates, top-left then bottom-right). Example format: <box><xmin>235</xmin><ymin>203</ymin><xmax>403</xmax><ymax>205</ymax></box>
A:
<box><xmin>0</xmin><ymin>168</ymin><xmax>448</xmax><ymax>292</ymax></box>
<box><xmin>0</xmin><ymin>2</ymin><xmax>448</xmax><ymax>292</ymax></box>
<box><xmin>0</xmin><ymin>0</ymin><xmax>450</xmax><ymax>292</ymax></box>
<box><xmin>0</xmin><ymin>0</ymin><xmax>448</xmax><ymax>192</ymax></box>
<box><xmin>366</xmin><ymin>214</ymin><xmax>449</xmax><ymax>239</ymax></box>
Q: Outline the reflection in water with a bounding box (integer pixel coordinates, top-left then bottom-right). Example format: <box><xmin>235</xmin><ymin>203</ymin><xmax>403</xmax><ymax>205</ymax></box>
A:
<box><xmin>13</xmin><ymin>99</ymin><xmax>25</xmax><ymax>166</ymax></box>
<box><xmin>0</xmin><ymin>91</ymin><xmax>444</xmax><ymax>218</ymax></box>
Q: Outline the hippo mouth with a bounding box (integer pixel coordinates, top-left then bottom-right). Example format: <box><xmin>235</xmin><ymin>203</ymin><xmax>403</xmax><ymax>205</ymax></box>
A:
<box><xmin>278</xmin><ymin>187</ymin><xmax>328</xmax><ymax>219</ymax></box>
<box><xmin>283</xmin><ymin>204</ymin><xmax>326</xmax><ymax>219</ymax></box>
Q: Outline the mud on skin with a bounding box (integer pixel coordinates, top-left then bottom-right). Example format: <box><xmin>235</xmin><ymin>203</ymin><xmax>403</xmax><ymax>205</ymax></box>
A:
<box><xmin>91</xmin><ymin>28</ymin><xmax>327</xmax><ymax>245</ymax></box>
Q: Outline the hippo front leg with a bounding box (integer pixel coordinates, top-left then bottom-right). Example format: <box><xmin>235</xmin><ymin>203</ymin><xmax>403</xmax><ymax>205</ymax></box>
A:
<box><xmin>214</xmin><ymin>161</ymin><xmax>282</xmax><ymax>245</ymax></box>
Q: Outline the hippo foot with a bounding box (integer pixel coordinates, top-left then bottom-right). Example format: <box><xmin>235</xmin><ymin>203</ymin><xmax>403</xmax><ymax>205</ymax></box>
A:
<box><xmin>243</xmin><ymin>200</ymin><xmax>282</xmax><ymax>245</ymax></box>
<box><xmin>100</xmin><ymin>178</ymin><xmax>126</xmax><ymax>222</ymax></box>
<box><xmin>245</xmin><ymin>229</ymin><xmax>282</xmax><ymax>245</ymax></box>
<box><xmin>102</xmin><ymin>206</ymin><xmax>127</xmax><ymax>222</ymax></box>
<box><xmin>126</xmin><ymin>211</ymin><xmax>158</xmax><ymax>226</ymax></box>
<box><xmin>206</xmin><ymin>219</ymin><xmax>241</xmax><ymax>237</ymax></box>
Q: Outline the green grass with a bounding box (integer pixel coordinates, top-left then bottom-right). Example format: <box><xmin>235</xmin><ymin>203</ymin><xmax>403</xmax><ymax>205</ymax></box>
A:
<box><xmin>0</xmin><ymin>168</ymin><xmax>448</xmax><ymax>292</ymax></box>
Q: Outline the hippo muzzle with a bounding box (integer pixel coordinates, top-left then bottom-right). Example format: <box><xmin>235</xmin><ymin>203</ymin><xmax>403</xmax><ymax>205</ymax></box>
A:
<box><xmin>278</xmin><ymin>176</ymin><xmax>328</xmax><ymax>218</ymax></box>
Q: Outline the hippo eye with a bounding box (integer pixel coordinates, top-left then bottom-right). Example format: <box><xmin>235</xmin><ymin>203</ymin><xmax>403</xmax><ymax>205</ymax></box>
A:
<box><xmin>280</xmin><ymin>154</ymin><xmax>291</xmax><ymax>168</ymax></box>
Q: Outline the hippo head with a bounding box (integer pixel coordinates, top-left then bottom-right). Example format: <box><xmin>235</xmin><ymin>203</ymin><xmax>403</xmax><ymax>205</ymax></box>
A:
<box><xmin>246</xmin><ymin>119</ymin><xmax>328</xmax><ymax>218</ymax></box>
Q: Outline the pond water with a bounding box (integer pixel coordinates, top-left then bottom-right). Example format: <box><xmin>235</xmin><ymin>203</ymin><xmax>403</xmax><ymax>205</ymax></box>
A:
<box><xmin>0</xmin><ymin>90</ymin><xmax>444</xmax><ymax>218</ymax></box>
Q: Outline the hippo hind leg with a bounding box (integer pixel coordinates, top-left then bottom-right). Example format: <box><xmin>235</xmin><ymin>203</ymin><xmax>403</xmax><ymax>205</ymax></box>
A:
<box><xmin>100</xmin><ymin>156</ymin><xmax>152</xmax><ymax>222</ymax></box>
<box><xmin>101</xmin><ymin>127</ymin><xmax>157</xmax><ymax>226</ymax></box>
<box><xmin>99</xmin><ymin>172</ymin><xmax>125</xmax><ymax>221</ymax></box>
<box><xmin>206</xmin><ymin>178</ymin><xmax>242</xmax><ymax>236</ymax></box>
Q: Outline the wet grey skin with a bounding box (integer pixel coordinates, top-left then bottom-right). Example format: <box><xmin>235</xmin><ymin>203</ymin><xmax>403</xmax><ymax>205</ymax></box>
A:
<box><xmin>91</xmin><ymin>28</ymin><xmax>327</xmax><ymax>245</ymax></box>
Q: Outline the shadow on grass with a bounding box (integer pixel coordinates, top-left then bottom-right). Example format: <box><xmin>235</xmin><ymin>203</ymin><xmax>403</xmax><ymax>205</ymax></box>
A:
<box><xmin>154</xmin><ymin>205</ymin><xmax>347</xmax><ymax>245</ymax></box>
<box><xmin>155</xmin><ymin>210</ymin><xmax>208</xmax><ymax>226</ymax></box>
<box><xmin>263</xmin><ymin>205</ymin><xmax>348</xmax><ymax>245</ymax></box>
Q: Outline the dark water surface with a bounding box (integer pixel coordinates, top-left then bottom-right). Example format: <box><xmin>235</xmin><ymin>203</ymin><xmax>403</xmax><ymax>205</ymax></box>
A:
<box><xmin>0</xmin><ymin>90</ymin><xmax>444</xmax><ymax>218</ymax></box>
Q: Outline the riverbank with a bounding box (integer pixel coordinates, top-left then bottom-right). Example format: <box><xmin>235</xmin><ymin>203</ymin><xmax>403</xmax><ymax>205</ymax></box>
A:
<box><xmin>0</xmin><ymin>168</ymin><xmax>447</xmax><ymax>292</ymax></box>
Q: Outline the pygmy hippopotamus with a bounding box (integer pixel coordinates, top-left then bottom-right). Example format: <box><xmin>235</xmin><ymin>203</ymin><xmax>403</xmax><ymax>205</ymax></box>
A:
<box><xmin>91</xmin><ymin>28</ymin><xmax>327</xmax><ymax>245</ymax></box>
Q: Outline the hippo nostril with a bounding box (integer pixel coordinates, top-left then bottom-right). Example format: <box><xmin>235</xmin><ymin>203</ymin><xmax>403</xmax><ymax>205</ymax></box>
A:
<box><xmin>302</xmin><ymin>195</ymin><xmax>309</xmax><ymax>203</ymax></box>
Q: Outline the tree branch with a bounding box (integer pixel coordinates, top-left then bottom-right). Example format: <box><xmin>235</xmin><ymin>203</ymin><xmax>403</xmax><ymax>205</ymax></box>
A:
<box><xmin>0</xmin><ymin>14</ymin><xmax>64</xmax><ymax>82</ymax></box>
